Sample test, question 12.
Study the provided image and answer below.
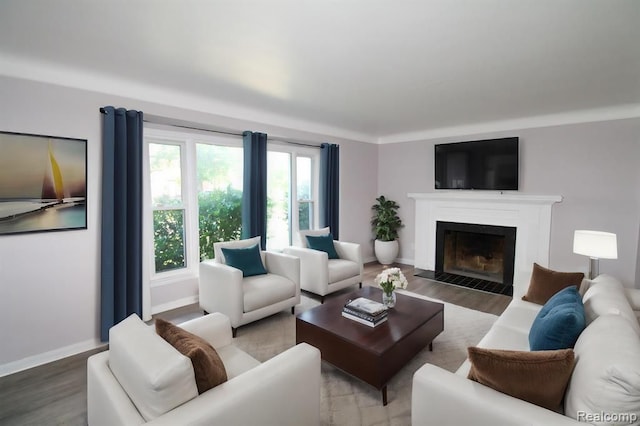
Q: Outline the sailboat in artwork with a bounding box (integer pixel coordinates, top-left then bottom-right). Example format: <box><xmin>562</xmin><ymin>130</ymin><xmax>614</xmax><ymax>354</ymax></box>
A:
<box><xmin>41</xmin><ymin>140</ymin><xmax>65</xmax><ymax>202</ymax></box>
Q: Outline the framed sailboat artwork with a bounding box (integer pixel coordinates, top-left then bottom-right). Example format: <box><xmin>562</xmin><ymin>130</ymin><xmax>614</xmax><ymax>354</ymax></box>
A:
<box><xmin>0</xmin><ymin>131</ymin><xmax>87</xmax><ymax>235</ymax></box>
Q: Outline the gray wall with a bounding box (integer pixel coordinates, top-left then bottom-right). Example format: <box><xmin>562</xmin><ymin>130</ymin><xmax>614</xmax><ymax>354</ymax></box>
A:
<box><xmin>0</xmin><ymin>76</ymin><xmax>377</xmax><ymax>371</ymax></box>
<box><xmin>378</xmin><ymin>118</ymin><xmax>640</xmax><ymax>288</ymax></box>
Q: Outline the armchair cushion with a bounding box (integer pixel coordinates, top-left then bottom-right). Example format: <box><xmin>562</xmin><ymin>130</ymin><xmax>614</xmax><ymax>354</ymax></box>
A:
<box><xmin>528</xmin><ymin>287</ymin><xmax>585</xmax><ymax>350</ymax></box>
<box><xmin>306</xmin><ymin>233</ymin><xmax>339</xmax><ymax>259</ymax></box>
<box><xmin>467</xmin><ymin>347</ymin><xmax>575</xmax><ymax>412</ymax></box>
<box><xmin>243</xmin><ymin>273</ymin><xmax>297</xmax><ymax>312</ymax></box>
<box><xmin>221</xmin><ymin>244</ymin><xmax>267</xmax><ymax>277</ymax></box>
<box><xmin>522</xmin><ymin>263</ymin><xmax>584</xmax><ymax>305</ymax></box>
<box><xmin>328</xmin><ymin>259</ymin><xmax>361</xmax><ymax>283</ymax></box>
<box><xmin>155</xmin><ymin>318</ymin><xmax>227</xmax><ymax>394</ymax></box>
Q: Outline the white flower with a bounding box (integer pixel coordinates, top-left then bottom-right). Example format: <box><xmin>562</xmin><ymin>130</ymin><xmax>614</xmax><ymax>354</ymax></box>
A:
<box><xmin>375</xmin><ymin>267</ymin><xmax>408</xmax><ymax>295</ymax></box>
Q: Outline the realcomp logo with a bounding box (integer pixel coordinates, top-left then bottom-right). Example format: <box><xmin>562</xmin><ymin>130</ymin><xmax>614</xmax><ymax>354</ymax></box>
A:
<box><xmin>577</xmin><ymin>411</ymin><xmax>638</xmax><ymax>424</ymax></box>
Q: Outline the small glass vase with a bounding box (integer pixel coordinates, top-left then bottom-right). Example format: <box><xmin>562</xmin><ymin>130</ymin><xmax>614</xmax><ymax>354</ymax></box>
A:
<box><xmin>382</xmin><ymin>290</ymin><xmax>396</xmax><ymax>309</ymax></box>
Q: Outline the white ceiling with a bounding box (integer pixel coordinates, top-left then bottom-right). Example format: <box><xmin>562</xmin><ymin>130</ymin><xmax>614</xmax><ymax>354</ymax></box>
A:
<box><xmin>1</xmin><ymin>0</ymin><xmax>639</xmax><ymax>143</ymax></box>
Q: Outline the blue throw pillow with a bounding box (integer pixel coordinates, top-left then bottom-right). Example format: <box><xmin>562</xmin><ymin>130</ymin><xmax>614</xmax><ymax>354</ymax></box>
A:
<box><xmin>221</xmin><ymin>244</ymin><xmax>267</xmax><ymax>277</ymax></box>
<box><xmin>529</xmin><ymin>286</ymin><xmax>585</xmax><ymax>351</ymax></box>
<box><xmin>306</xmin><ymin>234</ymin><xmax>340</xmax><ymax>259</ymax></box>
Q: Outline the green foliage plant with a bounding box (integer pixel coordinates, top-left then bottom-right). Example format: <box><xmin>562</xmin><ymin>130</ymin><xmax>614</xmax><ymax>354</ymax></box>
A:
<box><xmin>371</xmin><ymin>195</ymin><xmax>403</xmax><ymax>241</ymax></box>
<box><xmin>198</xmin><ymin>186</ymin><xmax>243</xmax><ymax>261</ymax></box>
<box><xmin>153</xmin><ymin>186</ymin><xmax>244</xmax><ymax>271</ymax></box>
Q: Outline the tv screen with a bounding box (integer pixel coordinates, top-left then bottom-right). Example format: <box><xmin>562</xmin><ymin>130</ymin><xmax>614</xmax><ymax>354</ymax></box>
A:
<box><xmin>435</xmin><ymin>137</ymin><xmax>519</xmax><ymax>190</ymax></box>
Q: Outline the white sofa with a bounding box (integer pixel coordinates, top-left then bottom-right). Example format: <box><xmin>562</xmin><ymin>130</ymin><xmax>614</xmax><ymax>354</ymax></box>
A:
<box><xmin>412</xmin><ymin>275</ymin><xmax>640</xmax><ymax>425</ymax></box>
<box><xmin>87</xmin><ymin>313</ymin><xmax>321</xmax><ymax>426</ymax></box>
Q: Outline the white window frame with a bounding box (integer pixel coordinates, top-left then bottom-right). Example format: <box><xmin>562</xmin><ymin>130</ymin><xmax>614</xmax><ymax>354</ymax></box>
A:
<box><xmin>142</xmin><ymin>126</ymin><xmax>242</xmax><ymax>319</ymax></box>
<box><xmin>267</xmin><ymin>143</ymin><xmax>320</xmax><ymax>247</ymax></box>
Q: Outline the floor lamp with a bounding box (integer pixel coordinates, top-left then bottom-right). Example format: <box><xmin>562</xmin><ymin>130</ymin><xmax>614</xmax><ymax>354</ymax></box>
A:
<box><xmin>572</xmin><ymin>230</ymin><xmax>618</xmax><ymax>279</ymax></box>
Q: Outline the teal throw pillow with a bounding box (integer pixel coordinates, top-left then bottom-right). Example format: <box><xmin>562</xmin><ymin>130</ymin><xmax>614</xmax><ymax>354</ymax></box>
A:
<box><xmin>221</xmin><ymin>244</ymin><xmax>267</xmax><ymax>277</ymax></box>
<box><xmin>306</xmin><ymin>234</ymin><xmax>340</xmax><ymax>259</ymax></box>
<box><xmin>529</xmin><ymin>286</ymin><xmax>585</xmax><ymax>351</ymax></box>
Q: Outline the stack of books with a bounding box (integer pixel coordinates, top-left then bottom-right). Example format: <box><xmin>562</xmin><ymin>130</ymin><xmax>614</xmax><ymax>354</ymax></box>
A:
<box><xmin>342</xmin><ymin>297</ymin><xmax>388</xmax><ymax>327</ymax></box>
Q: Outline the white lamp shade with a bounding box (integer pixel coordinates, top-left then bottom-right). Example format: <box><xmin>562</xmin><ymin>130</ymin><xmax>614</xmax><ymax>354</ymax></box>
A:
<box><xmin>573</xmin><ymin>230</ymin><xmax>618</xmax><ymax>259</ymax></box>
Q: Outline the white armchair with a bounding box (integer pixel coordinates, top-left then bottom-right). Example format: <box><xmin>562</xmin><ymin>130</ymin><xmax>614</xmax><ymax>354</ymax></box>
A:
<box><xmin>283</xmin><ymin>228</ymin><xmax>363</xmax><ymax>303</ymax></box>
<box><xmin>199</xmin><ymin>236</ymin><xmax>300</xmax><ymax>336</ymax></box>
<box><xmin>87</xmin><ymin>313</ymin><xmax>321</xmax><ymax>425</ymax></box>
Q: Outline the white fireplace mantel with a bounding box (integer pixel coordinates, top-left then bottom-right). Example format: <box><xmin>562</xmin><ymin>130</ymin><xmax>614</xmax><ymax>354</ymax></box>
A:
<box><xmin>408</xmin><ymin>192</ymin><xmax>563</xmax><ymax>297</ymax></box>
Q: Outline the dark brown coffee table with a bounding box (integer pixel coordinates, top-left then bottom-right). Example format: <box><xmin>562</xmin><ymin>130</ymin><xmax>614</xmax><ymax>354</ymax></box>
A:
<box><xmin>296</xmin><ymin>286</ymin><xmax>444</xmax><ymax>405</ymax></box>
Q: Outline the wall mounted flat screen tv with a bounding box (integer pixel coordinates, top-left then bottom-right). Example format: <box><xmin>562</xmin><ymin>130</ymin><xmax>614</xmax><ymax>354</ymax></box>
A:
<box><xmin>435</xmin><ymin>137</ymin><xmax>519</xmax><ymax>190</ymax></box>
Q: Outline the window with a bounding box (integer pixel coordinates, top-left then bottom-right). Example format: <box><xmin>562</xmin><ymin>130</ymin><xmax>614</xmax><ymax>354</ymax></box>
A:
<box><xmin>196</xmin><ymin>143</ymin><xmax>243</xmax><ymax>260</ymax></box>
<box><xmin>266</xmin><ymin>145</ymin><xmax>319</xmax><ymax>250</ymax></box>
<box><xmin>148</xmin><ymin>142</ymin><xmax>187</xmax><ymax>273</ymax></box>
<box><xmin>143</xmin><ymin>128</ymin><xmax>319</xmax><ymax>316</ymax></box>
<box><xmin>267</xmin><ymin>151</ymin><xmax>291</xmax><ymax>250</ymax></box>
<box><xmin>297</xmin><ymin>156</ymin><xmax>314</xmax><ymax>231</ymax></box>
<box><xmin>143</xmin><ymin>127</ymin><xmax>243</xmax><ymax>317</ymax></box>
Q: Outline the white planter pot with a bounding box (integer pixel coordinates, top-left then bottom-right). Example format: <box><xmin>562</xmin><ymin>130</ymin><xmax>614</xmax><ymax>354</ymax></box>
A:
<box><xmin>375</xmin><ymin>239</ymin><xmax>399</xmax><ymax>265</ymax></box>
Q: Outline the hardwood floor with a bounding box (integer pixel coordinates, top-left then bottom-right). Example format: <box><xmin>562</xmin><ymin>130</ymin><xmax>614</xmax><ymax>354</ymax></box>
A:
<box><xmin>0</xmin><ymin>347</ymin><xmax>104</xmax><ymax>426</ymax></box>
<box><xmin>363</xmin><ymin>263</ymin><xmax>511</xmax><ymax>316</ymax></box>
<box><xmin>0</xmin><ymin>262</ymin><xmax>511</xmax><ymax>425</ymax></box>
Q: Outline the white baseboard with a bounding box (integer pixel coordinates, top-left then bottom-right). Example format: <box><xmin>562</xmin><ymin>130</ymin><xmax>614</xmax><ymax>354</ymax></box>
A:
<box><xmin>0</xmin><ymin>338</ymin><xmax>106</xmax><ymax>378</ymax></box>
<box><xmin>151</xmin><ymin>295</ymin><xmax>199</xmax><ymax>316</ymax></box>
<box><xmin>1</xmin><ymin>296</ymin><xmax>199</xmax><ymax>378</ymax></box>
<box><xmin>364</xmin><ymin>257</ymin><xmax>415</xmax><ymax>266</ymax></box>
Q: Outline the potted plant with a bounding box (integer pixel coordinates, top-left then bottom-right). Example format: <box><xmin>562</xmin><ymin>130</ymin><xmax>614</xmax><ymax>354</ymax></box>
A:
<box><xmin>371</xmin><ymin>195</ymin><xmax>404</xmax><ymax>265</ymax></box>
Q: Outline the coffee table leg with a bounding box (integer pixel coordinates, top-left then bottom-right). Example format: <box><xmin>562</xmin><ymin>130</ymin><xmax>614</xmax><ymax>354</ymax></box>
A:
<box><xmin>381</xmin><ymin>386</ymin><xmax>388</xmax><ymax>406</ymax></box>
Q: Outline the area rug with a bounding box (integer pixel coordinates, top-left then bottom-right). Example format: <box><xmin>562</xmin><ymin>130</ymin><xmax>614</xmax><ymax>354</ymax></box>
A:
<box><xmin>231</xmin><ymin>290</ymin><xmax>498</xmax><ymax>426</ymax></box>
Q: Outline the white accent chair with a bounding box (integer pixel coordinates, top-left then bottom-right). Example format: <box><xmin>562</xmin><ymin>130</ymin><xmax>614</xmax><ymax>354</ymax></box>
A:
<box><xmin>87</xmin><ymin>313</ymin><xmax>321</xmax><ymax>425</ymax></box>
<box><xmin>283</xmin><ymin>227</ymin><xmax>363</xmax><ymax>303</ymax></box>
<box><xmin>199</xmin><ymin>236</ymin><xmax>301</xmax><ymax>336</ymax></box>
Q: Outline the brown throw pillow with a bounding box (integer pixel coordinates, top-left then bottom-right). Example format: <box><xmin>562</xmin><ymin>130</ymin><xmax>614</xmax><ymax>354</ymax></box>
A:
<box><xmin>522</xmin><ymin>263</ymin><xmax>584</xmax><ymax>305</ymax></box>
<box><xmin>467</xmin><ymin>347</ymin><xmax>575</xmax><ymax>411</ymax></box>
<box><xmin>155</xmin><ymin>318</ymin><xmax>227</xmax><ymax>394</ymax></box>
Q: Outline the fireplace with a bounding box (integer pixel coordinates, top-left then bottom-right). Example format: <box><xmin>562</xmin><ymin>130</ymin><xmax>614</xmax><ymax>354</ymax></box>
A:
<box><xmin>434</xmin><ymin>221</ymin><xmax>516</xmax><ymax>296</ymax></box>
<box><xmin>408</xmin><ymin>192</ymin><xmax>562</xmax><ymax>298</ymax></box>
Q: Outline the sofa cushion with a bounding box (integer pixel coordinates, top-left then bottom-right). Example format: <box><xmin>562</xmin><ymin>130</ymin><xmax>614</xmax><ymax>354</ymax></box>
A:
<box><xmin>477</xmin><ymin>322</ymin><xmax>532</xmax><ymax>351</ymax></box>
<box><xmin>221</xmin><ymin>244</ymin><xmax>268</xmax><ymax>277</ymax></box>
<box><xmin>582</xmin><ymin>274</ymin><xmax>640</xmax><ymax>336</ymax></box>
<box><xmin>108</xmin><ymin>314</ymin><xmax>198</xmax><ymax>421</ymax></box>
<box><xmin>522</xmin><ymin>263</ymin><xmax>584</xmax><ymax>305</ymax></box>
<box><xmin>298</xmin><ymin>227</ymin><xmax>330</xmax><ymax>248</ymax></box>
<box><xmin>243</xmin><ymin>273</ymin><xmax>296</xmax><ymax>312</ymax></box>
<box><xmin>564</xmin><ymin>314</ymin><xmax>640</xmax><ymax>422</ymax></box>
<box><xmin>529</xmin><ymin>287</ymin><xmax>585</xmax><ymax>350</ymax></box>
<box><xmin>155</xmin><ymin>318</ymin><xmax>228</xmax><ymax>394</ymax></box>
<box><xmin>306</xmin><ymin>233</ymin><xmax>340</xmax><ymax>259</ymax></box>
<box><xmin>467</xmin><ymin>347</ymin><xmax>575</xmax><ymax>412</ymax></box>
<box><xmin>328</xmin><ymin>259</ymin><xmax>360</xmax><ymax>284</ymax></box>
<box><xmin>215</xmin><ymin>345</ymin><xmax>261</xmax><ymax>379</ymax></box>
<box><xmin>492</xmin><ymin>298</ymin><xmax>541</xmax><ymax>334</ymax></box>
<box><xmin>213</xmin><ymin>236</ymin><xmax>265</xmax><ymax>265</ymax></box>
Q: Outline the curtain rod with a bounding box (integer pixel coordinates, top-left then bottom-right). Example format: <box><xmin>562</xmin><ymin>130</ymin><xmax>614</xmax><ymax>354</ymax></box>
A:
<box><xmin>142</xmin><ymin>119</ymin><xmax>241</xmax><ymax>138</ymax></box>
<box><xmin>141</xmin><ymin>117</ymin><xmax>323</xmax><ymax>149</ymax></box>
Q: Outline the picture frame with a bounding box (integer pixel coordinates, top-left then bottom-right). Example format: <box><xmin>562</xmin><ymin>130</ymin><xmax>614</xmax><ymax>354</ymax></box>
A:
<box><xmin>0</xmin><ymin>131</ymin><xmax>87</xmax><ymax>235</ymax></box>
